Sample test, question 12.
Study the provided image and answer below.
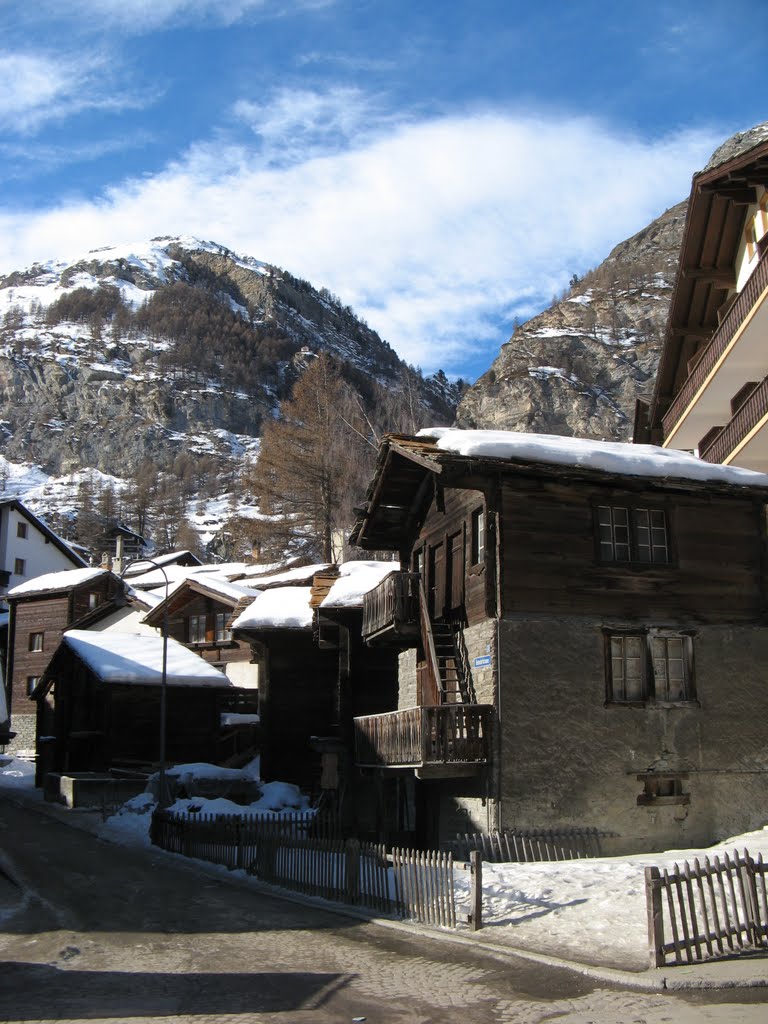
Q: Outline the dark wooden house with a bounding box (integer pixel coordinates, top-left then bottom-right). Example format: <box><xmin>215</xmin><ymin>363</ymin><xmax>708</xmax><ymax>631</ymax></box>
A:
<box><xmin>6</xmin><ymin>568</ymin><xmax>126</xmax><ymax>749</ymax></box>
<box><xmin>350</xmin><ymin>429</ymin><xmax>768</xmax><ymax>853</ymax></box>
<box><xmin>33</xmin><ymin>629</ymin><xmax>236</xmax><ymax>781</ymax></box>
<box><xmin>232</xmin><ymin>562</ymin><xmax>399</xmax><ymax>804</ymax></box>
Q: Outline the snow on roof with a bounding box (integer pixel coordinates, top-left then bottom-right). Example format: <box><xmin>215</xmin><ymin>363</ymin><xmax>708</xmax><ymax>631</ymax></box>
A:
<box><xmin>321</xmin><ymin>561</ymin><xmax>398</xmax><ymax>609</ymax></box>
<box><xmin>123</xmin><ymin>550</ymin><xmax>200</xmax><ymax>574</ymax></box>
<box><xmin>231</xmin><ymin>587</ymin><xmax>313</xmax><ymax>631</ymax></box>
<box><xmin>242</xmin><ymin>563</ymin><xmax>331</xmax><ymax>587</ymax></box>
<box><xmin>419</xmin><ymin>428</ymin><xmax>768</xmax><ymax>489</ymax></box>
<box><xmin>8</xmin><ymin>567</ymin><xmax>111</xmax><ymax>598</ymax></box>
<box><xmin>61</xmin><ymin>629</ymin><xmax>232</xmax><ymax>687</ymax></box>
<box><xmin>189</xmin><ymin>575</ymin><xmax>261</xmax><ymax>603</ymax></box>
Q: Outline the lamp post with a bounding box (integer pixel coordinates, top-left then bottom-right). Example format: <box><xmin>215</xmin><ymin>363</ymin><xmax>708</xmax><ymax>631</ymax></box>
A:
<box><xmin>120</xmin><ymin>555</ymin><xmax>171</xmax><ymax>808</ymax></box>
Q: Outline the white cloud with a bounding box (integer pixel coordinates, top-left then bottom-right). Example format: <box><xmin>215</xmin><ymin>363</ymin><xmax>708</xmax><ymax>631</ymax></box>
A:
<box><xmin>33</xmin><ymin>0</ymin><xmax>334</xmax><ymax>33</ymax></box>
<box><xmin>0</xmin><ymin>50</ymin><xmax>154</xmax><ymax>134</ymax></box>
<box><xmin>0</xmin><ymin>99</ymin><xmax>719</xmax><ymax>375</ymax></box>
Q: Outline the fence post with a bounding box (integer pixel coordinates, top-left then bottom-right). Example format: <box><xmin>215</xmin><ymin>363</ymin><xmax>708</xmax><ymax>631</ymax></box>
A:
<box><xmin>645</xmin><ymin>866</ymin><xmax>665</xmax><ymax>967</ymax></box>
<box><xmin>345</xmin><ymin>839</ymin><xmax>360</xmax><ymax>905</ymax></box>
<box><xmin>469</xmin><ymin>850</ymin><xmax>482</xmax><ymax>931</ymax></box>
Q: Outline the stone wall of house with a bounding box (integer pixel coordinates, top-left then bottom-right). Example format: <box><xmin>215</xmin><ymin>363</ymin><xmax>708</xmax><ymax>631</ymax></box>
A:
<box><xmin>497</xmin><ymin>616</ymin><xmax>768</xmax><ymax>855</ymax></box>
<box><xmin>396</xmin><ymin>619</ymin><xmax>499</xmax><ymax>708</ymax></box>
<box><xmin>5</xmin><ymin>712</ymin><xmax>36</xmax><ymax>756</ymax></box>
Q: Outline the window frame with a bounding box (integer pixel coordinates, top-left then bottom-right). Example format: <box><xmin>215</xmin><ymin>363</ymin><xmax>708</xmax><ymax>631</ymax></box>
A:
<box><xmin>604</xmin><ymin>628</ymin><xmax>697</xmax><ymax>707</ymax></box>
<box><xmin>187</xmin><ymin>614</ymin><xmax>207</xmax><ymax>644</ymax></box>
<box><xmin>470</xmin><ymin>506</ymin><xmax>486</xmax><ymax>567</ymax></box>
<box><xmin>26</xmin><ymin>676</ymin><xmax>40</xmax><ymax>697</ymax></box>
<box><xmin>29</xmin><ymin>632</ymin><xmax>44</xmax><ymax>653</ymax></box>
<box><xmin>14</xmin><ymin>557</ymin><xmax>25</xmax><ymax>576</ymax></box>
<box><xmin>214</xmin><ymin>612</ymin><xmax>232</xmax><ymax>643</ymax></box>
<box><xmin>16</xmin><ymin>522</ymin><xmax>27</xmax><ymax>540</ymax></box>
<box><xmin>595</xmin><ymin>503</ymin><xmax>672</xmax><ymax>566</ymax></box>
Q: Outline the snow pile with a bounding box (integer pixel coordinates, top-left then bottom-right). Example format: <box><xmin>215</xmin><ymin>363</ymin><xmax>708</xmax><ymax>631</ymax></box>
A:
<box><xmin>419</xmin><ymin>427</ymin><xmax>768</xmax><ymax>488</ymax></box>
<box><xmin>7</xmin><ymin>566</ymin><xmax>109</xmax><ymax>598</ymax></box>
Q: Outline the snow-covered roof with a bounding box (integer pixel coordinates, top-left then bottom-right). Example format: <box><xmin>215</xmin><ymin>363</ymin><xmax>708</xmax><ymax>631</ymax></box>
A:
<box><xmin>240</xmin><ymin>563</ymin><xmax>331</xmax><ymax>587</ymax></box>
<box><xmin>8</xmin><ymin>567</ymin><xmax>112</xmax><ymax>599</ymax></box>
<box><xmin>122</xmin><ymin>550</ymin><xmax>201</xmax><ymax>575</ymax></box>
<box><xmin>419</xmin><ymin>428</ymin><xmax>768</xmax><ymax>489</ymax></box>
<box><xmin>231</xmin><ymin>587</ymin><xmax>313</xmax><ymax>631</ymax></box>
<box><xmin>59</xmin><ymin>629</ymin><xmax>232</xmax><ymax>687</ymax></box>
<box><xmin>321</xmin><ymin>561</ymin><xmax>398</xmax><ymax>609</ymax></box>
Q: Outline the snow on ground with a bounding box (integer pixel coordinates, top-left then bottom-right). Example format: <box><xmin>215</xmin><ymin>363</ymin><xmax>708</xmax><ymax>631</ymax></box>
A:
<box><xmin>1</xmin><ymin>754</ymin><xmax>766</xmax><ymax>969</ymax></box>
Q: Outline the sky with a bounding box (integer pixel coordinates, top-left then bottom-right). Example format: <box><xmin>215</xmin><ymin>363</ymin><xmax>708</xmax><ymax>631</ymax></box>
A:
<box><xmin>0</xmin><ymin>1</ymin><xmax>765</xmax><ymax>381</ymax></box>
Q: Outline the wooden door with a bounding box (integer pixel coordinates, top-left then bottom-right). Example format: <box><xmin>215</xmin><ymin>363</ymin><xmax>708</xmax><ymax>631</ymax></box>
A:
<box><xmin>446</xmin><ymin>531</ymin><xmax>464</xmax><ymax>614</ymax></box>
<box><xmin>427</xmin><ymin>542</ymin><xmax>444</xmax><ymax>619</ymax></box>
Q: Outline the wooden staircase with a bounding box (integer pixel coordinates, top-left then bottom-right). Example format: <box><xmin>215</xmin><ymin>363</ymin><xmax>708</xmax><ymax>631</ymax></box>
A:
<box><xmin>430</xmin><ymin>620</ymin><xmax>472</xmax><ymax>704</ymax></box>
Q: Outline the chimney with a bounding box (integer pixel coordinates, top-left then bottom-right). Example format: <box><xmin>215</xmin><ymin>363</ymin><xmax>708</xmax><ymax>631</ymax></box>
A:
<box><xmin>113</xmin><ymin>534</ymin><xmax>124</xmax><ymax>576</ymax></box>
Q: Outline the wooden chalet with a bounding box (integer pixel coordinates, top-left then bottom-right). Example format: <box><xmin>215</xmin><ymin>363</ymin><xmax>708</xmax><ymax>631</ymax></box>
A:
<box><xmin>349</xmin><ymin>429</ymin><xmax>768</xmax><ymax>853</ymax></box>
<box><xmin>637</xmin><ymin>124</ymin><xmax>768</xmax><ymax>470</ymax></box>
<box><xmin>33</xmin><ymin>630</ymin><xmax>237</xmax><ymax>782</ymax></box>
<box><xmin>6</xmin><ymin>568</ymin><xmax>126</xmax><ymax>750</ymax></box>
<box><xmin>141</xmin><ymin>572</ymin><xmax>261</xmax><ymax>765</ymax></box>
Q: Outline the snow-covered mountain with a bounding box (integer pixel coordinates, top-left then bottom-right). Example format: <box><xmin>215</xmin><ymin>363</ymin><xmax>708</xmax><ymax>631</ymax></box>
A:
<box><xmin>0</xmin><ymin>237</ymin><xmax>461</xmax><ymax>554</ymax></box>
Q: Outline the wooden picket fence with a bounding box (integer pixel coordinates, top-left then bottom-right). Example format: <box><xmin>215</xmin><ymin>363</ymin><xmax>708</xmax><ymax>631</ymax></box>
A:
<box><xmin>645</xmin><ymin>848</ymin><xmax>768</xmax><ymax>967</ymax></box>
<box><xmin>151</xmin><ymin>808</ymin><xmax>457</xmax><ymax>927</ymax></box>
<box><xmin>391</xmin><ymin>847</ymin><xmax>456</xmax><ymax>928</ymax></box>
<box><xmin>457</xmin><ymin>826</ymin><xmax>604</xmax><ymax>863</ymax></box>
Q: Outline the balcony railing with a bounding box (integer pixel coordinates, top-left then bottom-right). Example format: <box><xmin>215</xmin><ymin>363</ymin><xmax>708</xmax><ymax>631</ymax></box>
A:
<box><xmin>361</xmin><ymin>570</ymin><xmax>419</xmax><ymax>643</ymax></box>
<box><xmin>662</xmin><ymin>248</ymin><xmax>768</xmax><ymax>441</ymax></box>
<box><xmin>354</xmin><ymin>704</ymin><xmax>492</xmax><ymax>769</ymax></box>
<box><xmin>699</xmin><ymin>373</ymin><xmax>768</xmax><ymax>464</ymax></box>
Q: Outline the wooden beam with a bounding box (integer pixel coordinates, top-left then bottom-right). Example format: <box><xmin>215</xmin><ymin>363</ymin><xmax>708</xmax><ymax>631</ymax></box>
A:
<box><xmin>698</xmin><ymin>183</ymin><xmax>757</xmax><ymax>204</ymax></box>
<box><xmin>681</xmin><ymin>266</ymin><xmax>736</xmax><ymax>288</ymax></box>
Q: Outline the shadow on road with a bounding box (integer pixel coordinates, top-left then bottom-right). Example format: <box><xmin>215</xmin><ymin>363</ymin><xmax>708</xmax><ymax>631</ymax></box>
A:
<box><xmin>0</xmin><ymin>961</ymin><xmax>354</xmax><ymax>1018</ymax></box>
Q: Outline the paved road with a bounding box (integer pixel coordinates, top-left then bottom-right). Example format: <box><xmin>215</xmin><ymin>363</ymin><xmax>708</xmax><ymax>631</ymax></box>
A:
<box><xmin>1</xmin><ymin>796</ymin><xmax>767</xmax><ymax>1023</ymax></box>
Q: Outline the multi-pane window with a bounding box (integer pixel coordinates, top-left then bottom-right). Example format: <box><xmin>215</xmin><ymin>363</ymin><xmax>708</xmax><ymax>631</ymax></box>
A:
<box><xmin>597</xmin><ymin>506</ymin><xmax>669</xmax><ymax>564</ymax></box>
<box><xmin>471</xmin><ymin>507</ymin><xmax>486</xmax><ymax>565</ymax></box>
<box><xmin>607</xmin><ymin>631</ymin><xmax>695</xmax><ymax>704</ymax></box>
<box><xmin>215</xmin><ymin>612</ymin><xmax>231</xmax><ymax>642</ymax></box>
<box><xmin>188</xmin><ymin>615</ymin><xmax>206</xmax><ymax>643</ymax></box>
<box><xmin>29</xmin><ymin>632</ymin><xmax>44</xmax><ymax>652</ymax></box>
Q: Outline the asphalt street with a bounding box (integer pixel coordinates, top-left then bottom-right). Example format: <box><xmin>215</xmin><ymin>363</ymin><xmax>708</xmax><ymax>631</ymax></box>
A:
<box><xmin>1</xmin><ymin>795</ymin><xmax>767</xmax><ymax>1023</ymax></box>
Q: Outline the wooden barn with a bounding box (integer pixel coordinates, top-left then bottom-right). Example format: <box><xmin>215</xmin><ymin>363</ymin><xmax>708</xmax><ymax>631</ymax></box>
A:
<box><xmin>33</xmin><ymin>629</ymin><xmax>237</xmax><ymax>784</ymax></box>
<box><xmin>350</xmin><ymin>429</ymin><xmax>768</xmax><ymax>854</ymax></box>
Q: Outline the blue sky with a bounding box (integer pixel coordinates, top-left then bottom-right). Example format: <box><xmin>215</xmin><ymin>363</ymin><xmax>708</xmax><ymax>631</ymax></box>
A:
<box><xmin>0</xmin><ymin>1</ymin><xmax>764</xmax><ymax>381</ymax></box>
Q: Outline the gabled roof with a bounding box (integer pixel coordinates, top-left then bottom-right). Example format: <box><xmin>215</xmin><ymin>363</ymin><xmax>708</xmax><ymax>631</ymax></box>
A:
<box><xmin>231</xmin><ymin>586</ymin><xmax>314</xmax><ymax>633</ymax></box>
<box><xmin>7</xmin><ymin>566</ymin><xmax>117</xmax><ymax>600</ymax></box>
<box><xmin>0</xmin><ymin>498</ymin><xmax>87</xmax><ymax>568</ymax></box>
<box><xmin>142</xmin><ymin>573</ymin><xmax>261</xmax><ymax>627</ymax></box>
<box><xmin>351</xmin><ymin>429</ymin><xmax>768</xmax><ymax>549</ymax></box>
<box><xmin>35</xmin><ymin>629</ymin><xmax>232</xmax><ymax>695</ymax></box>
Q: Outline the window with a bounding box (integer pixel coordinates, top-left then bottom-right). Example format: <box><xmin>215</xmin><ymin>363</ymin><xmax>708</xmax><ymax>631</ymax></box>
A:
<box><xmin>597</xmin><ymin>506</ymin><xmax>669</xmax><ymax>564</ymax></box>
<box><xmin>14</xmin><ymin>558</ymin><xmax>25</xmax><ymax>576</ymax></box>
<box><xmin>606</xmin><ymin>631</ymin><xmax>695</xmax><ymax>704</ymax></box>
<box><xmin>471</xmin><ymin>508</ymin><xmax>486</xmax><ymax>565</ymax></box>
<box><xmin>29</xmin><ymin>632</ymin><xmax>44</xmax><ymax>653</ymax></box>
<box><xmin>636</xmin><ymin>774</ymin><xmax>690</xmax><ymax>807</ymax></box>
<box><xmin>16</xmin><ymin>522</ymin><xmax>27</xmax><ymax>539</ymax></box>
<box><xmin>188</xmin><ymin>614</ymin><xmax>206</xmax><ymax>643</ymax></box>
<box><xmin>215</xmin><ymin>612</ymin><xmax>231</xmax><ymax>642</ymax></box>
<box><xmin>88</xmin><ymin>592</ymin><xmax>100</xmax><ymax>610</ymax></box>
<box><xmin>26</xmin><ymin>676</ymin><xmax>40</xmax><ymax>697</ymax></box>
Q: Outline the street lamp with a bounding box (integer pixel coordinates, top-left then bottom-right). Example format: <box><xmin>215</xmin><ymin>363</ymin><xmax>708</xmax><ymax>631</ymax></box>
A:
<box><xmin>120</xmin><ymin>556</ymin><xmax>171</xmax><ymax>808</ymax></box>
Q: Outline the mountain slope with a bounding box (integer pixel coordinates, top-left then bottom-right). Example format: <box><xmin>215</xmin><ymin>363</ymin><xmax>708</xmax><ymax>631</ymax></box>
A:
<box><xmin>0</xmin><ymin>237</ymin><xmax>460</xmax><ymax>481</ymax></box>
<box><xmin>455</xmin><ymin>202</ymin><xmax>687</xmax><ymax>440</ymax></box>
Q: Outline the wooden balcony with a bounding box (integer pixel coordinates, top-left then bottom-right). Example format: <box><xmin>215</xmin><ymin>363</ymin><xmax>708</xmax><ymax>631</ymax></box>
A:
<box><xmin>698</xmin><ymin>373</ymin><xmax>768</xmax><ymax>468</ymax></box>
<box><xmin>354</xmin><ymin>704</ymin><xmax>493</xmax><ymax>778</ymax></box>
<box><xmin>662</xmin><ymin>247</ymin><xmax>768</xmax><ymax>449</ymax></box>
<box><xmin>361</xmin><ymin>570</ymin><xmax>419</xmax><ymax>645</ymax></box>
